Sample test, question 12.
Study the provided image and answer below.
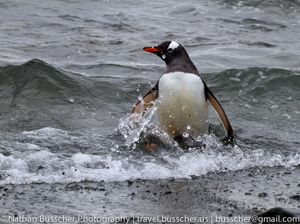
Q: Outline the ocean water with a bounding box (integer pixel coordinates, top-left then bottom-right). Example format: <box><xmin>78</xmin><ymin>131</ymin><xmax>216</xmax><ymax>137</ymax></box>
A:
<box><xmin>0</xmin><ymin>0</ymin><xmax>300</xmax><ymax>185</ymax></box>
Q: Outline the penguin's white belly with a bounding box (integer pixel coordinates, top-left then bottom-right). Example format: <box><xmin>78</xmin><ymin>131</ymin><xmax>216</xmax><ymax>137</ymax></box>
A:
<box><xmin>157</xmin><ymin>72</ymin><xmax>208</xmax><ymax>138</ymax></box>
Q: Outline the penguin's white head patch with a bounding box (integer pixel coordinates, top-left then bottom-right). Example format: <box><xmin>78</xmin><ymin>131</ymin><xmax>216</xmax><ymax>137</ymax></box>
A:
<box><xmin>167</xmin><ymin>41</ymin><xmax>180</xmax><ymax>53</ymax></box>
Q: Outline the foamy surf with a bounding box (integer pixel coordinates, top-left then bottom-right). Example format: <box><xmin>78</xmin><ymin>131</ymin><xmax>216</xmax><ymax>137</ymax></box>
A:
<box><xmin>0</xmin><ymin>126</ymin><xmax>299</xmax><ymax>185</ymax></box>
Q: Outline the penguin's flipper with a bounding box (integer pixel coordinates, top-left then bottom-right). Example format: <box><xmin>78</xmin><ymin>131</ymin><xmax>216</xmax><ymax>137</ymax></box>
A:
<box><xmin>132</xmin><ymin>84</ymin><xmax>158</xmax><ymax>116</ymax></box>
<box><xmin>205</xmin><ymin>85</ymin><xmax>234</xmax><ymax>140</ymax></box>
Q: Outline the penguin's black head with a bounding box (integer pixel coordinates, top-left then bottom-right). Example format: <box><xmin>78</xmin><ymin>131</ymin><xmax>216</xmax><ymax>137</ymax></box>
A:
<box><xmin>143</xmin><ymin>41</ymin><xmax>185</xmax><ymax>63</ymax></box>
<box><xmin>143</xmin><ymin>41</ymin><xmax>198</xmax><ymax>74</ymax></box>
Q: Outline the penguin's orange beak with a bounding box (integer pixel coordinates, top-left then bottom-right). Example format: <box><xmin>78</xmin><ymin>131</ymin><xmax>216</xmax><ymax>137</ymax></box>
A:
<box><xmin>143</xmin><ymin>47</ymin><xmax>162</xmax><ymax>53</ymax></box>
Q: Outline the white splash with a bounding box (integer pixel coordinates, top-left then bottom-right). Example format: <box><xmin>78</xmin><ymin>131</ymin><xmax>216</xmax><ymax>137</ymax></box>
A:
<box><xmin>0</xmin><ymin>126</ymin><xmax>300</xmax><ymax>185</ymax></box>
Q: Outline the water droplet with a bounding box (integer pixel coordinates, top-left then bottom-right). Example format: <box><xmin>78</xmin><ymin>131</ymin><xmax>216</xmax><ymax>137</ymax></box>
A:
<box><xmin>271</xmin><ymin>105</ymin><xmax>279</xmax><ymax>110</ymax></box>
<box><xmin>69</xmin><ymin>98</ymin><xmax>74</xmax><ymax>103</ymax></box>
<box><xmin>182</xmin><ymin>132</ymin><xmax>189</xmax><ymax>138</ymax></box>
<box><xmin>259</xmin><ymin>71</ymin><xmax>267</xmax><ymax>79</ymax></box>
<box><xmin>162</xmin><ymin>54</ymin><xmax>166</xmax><ymax>59</ymax></box>
<box><xmin>282</xmin><ymin>114</ymin><xmax>291</xmax><ymax>119</ymax></box>
<box><xmin>187</xmin><ymin>125</ymin><xmax>191</xmax><ymax>130</ymax></box>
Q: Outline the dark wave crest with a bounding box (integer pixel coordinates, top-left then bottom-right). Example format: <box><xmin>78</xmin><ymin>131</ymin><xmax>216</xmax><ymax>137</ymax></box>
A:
<box><xmin>0</xmin><ymin>59</ymin><xmax>104</xmax><ymax>131</ymax></box>
<box><xmin>207</xmin><ymin>67</ymin><xmax>300</xmax><ymax>108</ymax></box>
<box><xmin>1</xmin><ymin>60</ymin><xmax>299</xmax><ymax>144</ymax></box>
<box><xmin>204</xmin><ymin>67</ymin><xmax>300</xmax><ymax>149</ymax></box>
<box><xmin>0</xmin><ymin>59</ymin><xmax>89</xmax><ymax>105</ymax></box>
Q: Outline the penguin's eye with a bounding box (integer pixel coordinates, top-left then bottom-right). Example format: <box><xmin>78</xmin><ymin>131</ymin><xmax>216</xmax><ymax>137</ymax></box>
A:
<box><xmin>167</xmin><ymin>48</ymin><xmax>173</xmax><ymax>53</ymax></box>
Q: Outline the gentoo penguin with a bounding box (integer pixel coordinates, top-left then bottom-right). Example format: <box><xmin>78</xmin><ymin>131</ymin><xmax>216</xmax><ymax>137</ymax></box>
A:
<box><xmin>132</xmin><ymin>41</ymin><xmax>234</xmax><ymax>142</ymax></box>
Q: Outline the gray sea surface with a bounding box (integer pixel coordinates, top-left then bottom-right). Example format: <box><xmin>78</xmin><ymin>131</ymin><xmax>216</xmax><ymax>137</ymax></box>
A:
<box><xmin>0</xmin><ymin>0</ymin><xmax>300</xmax><ymax>222</ymax></box>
